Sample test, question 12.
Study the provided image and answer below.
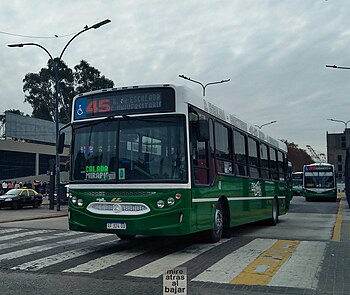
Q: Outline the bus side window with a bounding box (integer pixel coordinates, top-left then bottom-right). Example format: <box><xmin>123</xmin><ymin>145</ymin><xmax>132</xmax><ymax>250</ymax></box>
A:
<box><xmin>190</xmin><ymin>115</ymin><xmax>210</xmax><ymax>185</ymax></box>
<box><xmin>248</xmin><ymin>137</ymin><xmax>260</xmax><ymax>179</ymax></box>
<box><xmin>260</xmin><ymin>143</ymin><xmax>270</xmax><ymax>179</ymax></box>
<box><xmin>269</xmin><ymin>147</ymin><xmax>278</xmax><ymax>180</ymax></box>
<box><xmin>233</xmin><ymin>130</ymin><xmax>248</xmax><ymax>176</ymax></box>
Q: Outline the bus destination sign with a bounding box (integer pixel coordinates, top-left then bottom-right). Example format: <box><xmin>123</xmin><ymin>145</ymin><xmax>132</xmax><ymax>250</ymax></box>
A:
<box><xmin>304</xmin><ymin>165</ymin><xmax>333</xmax><ymax>172</ymax></box>
<box><xmin>74</xmin><ymin>88</ymin><xmax>175</xmax><ymax>120</ymax></box>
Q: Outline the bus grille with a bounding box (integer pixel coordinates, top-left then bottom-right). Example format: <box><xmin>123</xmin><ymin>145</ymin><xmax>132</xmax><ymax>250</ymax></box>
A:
<box><xmin>86</xmin><ymin>202</ymin><xmax>151</xmax><ymax>215</ymax></box>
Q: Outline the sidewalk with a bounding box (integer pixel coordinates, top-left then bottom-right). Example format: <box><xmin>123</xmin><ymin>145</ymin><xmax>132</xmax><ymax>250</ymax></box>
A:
<box><xmin>0</xmin><ymin>204</ymin><xmax>68</xmax><ymax>223</ymax></box>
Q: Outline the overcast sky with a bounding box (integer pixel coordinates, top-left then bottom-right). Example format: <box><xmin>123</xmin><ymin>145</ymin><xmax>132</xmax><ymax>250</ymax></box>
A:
<box><xmin>0</xmin><ymin>0</ymin><xmax>349</xmax><ymax>155</ymax></box>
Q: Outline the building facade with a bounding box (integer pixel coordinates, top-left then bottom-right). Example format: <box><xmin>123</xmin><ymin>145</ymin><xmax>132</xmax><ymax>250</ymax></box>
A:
<box><xmin>326</xmin><ymin>129</ymin><xmax>350</xmax><ymax>182</ymax></box>
<box><xmin>0</xmin><ymin>112</ymin><xmax>69</xmax><ymax>183</ymax></box>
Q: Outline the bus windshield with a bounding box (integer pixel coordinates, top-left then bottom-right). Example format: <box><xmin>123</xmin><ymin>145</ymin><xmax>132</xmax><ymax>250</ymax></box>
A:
<box><xmin>304</xmin><ymin>171</ymin><xmax>334</xmax><ymax>188</ymax></box>
<box><xmin>71</xmin><ymin>115</ymin><xmax>187</xmax><ymax>183</ymax></box>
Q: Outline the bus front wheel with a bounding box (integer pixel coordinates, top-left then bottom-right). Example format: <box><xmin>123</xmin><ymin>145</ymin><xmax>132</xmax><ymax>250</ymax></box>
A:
<box><xmin>207</xmin><ymin>201</ymin><xmax>223</xmax><ymax>243</ymax></box>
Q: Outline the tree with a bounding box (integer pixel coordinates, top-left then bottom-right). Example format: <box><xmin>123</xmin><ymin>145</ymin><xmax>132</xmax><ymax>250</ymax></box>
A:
<box><xmin>283</xmin><ymin>140</ymin><xmax>313</xmax><ymax>172</ymax></box>
<box><xmin>23</xmin><ymin>59</ymin><xmax>114</xmax><ymax>124</ymax></box>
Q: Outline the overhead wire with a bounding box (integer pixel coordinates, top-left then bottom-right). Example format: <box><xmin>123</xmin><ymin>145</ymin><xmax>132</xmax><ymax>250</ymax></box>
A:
<box><xmin>0</xmin><ymin>30</ymin><xmax>78</xmax><ymax>39</ymax></box>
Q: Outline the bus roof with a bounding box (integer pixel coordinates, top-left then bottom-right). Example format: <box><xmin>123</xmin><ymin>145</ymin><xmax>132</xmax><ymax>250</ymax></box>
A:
<box><xmin>73</xmin><ymin>84</ymin><xmax>287</xmax><ymax>152</ymax></box>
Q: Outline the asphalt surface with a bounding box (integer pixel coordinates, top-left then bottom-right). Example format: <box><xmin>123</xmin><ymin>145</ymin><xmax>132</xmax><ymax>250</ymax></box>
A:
<box><xmin>0</xmin><ymin>197</ymin><xmax>349</xmax><ymax>294</ymax></box>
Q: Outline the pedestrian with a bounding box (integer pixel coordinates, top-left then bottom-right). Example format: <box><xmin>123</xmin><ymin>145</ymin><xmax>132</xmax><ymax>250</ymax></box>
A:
<box><xmin>7</xmin><ymin>181</ymin><xmax>14</xmax><ymax>190</ymax></box>
<box><xmin>2</xmin><ymin>181</ymin><xmax>8</xmax><ymax>193</ymax></box>
<box><xmin>27</xmin><ymin>180</ymin><xmax>32</xmax><ymax>189</ymax></box>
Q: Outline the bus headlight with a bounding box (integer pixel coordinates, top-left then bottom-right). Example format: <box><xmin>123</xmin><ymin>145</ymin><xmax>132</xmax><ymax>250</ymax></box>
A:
<box><xmin>77</xmin><ymin>199</ymin><xmax>84</xmax><ymax>206</ymax></box>
<box><xmin>72</xmin><ymin>196</ymin><xmax>77</xmax><ymax>204</ymax></box>
<box><xmin>157</xmin><ymin>200</ymin><xmax>165</xmax><ymax>208</ymax></box>
<box><xmin>167</xmin><ymin>197</ymin><xmax>175</xmax><ymax>206</ymax></box>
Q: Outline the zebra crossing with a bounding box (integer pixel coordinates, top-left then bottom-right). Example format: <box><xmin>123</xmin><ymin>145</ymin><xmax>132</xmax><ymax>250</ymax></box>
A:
<box><xmin>0</xmin><ymin>227</ymin><xmax>327</xmax><ymax>290</ymax></box>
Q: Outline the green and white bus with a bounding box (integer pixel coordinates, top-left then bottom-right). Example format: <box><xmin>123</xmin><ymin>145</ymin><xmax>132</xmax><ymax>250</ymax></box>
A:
<box><xmin>61</xmin><ymin>84</ymin><xmax>291</xmax><ymax>242</ymax></box>
<box><xmin>292</xmin><ymin>172</ymin><xmax>303</xmax><ymax>196</ymax></box>
<box><xmin>303</xmin><ymin>163</ymin><xmax>337</xmax><ymax>202</ymax></box>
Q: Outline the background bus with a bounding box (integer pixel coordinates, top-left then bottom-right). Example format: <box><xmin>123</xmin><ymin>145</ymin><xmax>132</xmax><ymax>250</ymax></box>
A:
<box><xmin>61</xmin><ymin>84</ymin><xmax>291</xmax><ymax>242</ymax></box>
<box><xmin>303</xmin><ymin>163</ymin><xmax>337</xmax><ymax>202</ymax></box>
<box><xmin>292</xmin><ymin>172</ymin><xmax>303</xmax><ymax>196</ymax></box>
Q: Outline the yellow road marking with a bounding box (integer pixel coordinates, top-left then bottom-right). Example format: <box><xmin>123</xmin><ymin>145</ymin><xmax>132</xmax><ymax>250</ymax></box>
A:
<box><xmin>332</xmin><ymin>196</ymin><xmax>343</xmax><ymax>242</ymax></box>
<box><xmin>230</xmin><ymin>240</ymin><xmax>300</xmax><ymax>286</ymax></box>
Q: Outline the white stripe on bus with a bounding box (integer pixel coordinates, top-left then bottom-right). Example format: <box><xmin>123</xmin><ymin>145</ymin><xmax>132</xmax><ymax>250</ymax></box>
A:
<box><xmin>125</xmin><ymin>239</ymin><xmax>229</xmax><ymax>278</ymax></box>
<box><xmin>192</xmin><ymin>196</ymin><xmax>285</xmax><ymax>203</ymax></box>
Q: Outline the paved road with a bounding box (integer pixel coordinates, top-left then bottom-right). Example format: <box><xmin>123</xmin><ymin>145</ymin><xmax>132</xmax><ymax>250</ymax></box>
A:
<box><xmin>0</xmin><ymin>196</ymin><xmax>349</xmax><ymax>295</ymax></box>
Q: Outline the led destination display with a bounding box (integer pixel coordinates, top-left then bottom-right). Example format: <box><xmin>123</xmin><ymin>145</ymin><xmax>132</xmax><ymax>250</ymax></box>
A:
<box><xmin>74</xmin><ymin>87</ymin><xmax>175</xmax><ymax>120</ymax></box>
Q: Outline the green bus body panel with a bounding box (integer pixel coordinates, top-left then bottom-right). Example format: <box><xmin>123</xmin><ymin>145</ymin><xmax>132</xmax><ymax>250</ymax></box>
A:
<box><xmin>68</xmin><ymin>176</ymin><xmax>290</xmax><ymax>236</ymax></box>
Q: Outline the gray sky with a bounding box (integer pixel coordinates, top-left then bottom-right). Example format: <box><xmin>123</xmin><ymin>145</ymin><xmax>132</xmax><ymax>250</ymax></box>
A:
<box><xmin>0</xmin><ymin>0</ymin><xmax>349</xmax><ymax>155</ymax></box>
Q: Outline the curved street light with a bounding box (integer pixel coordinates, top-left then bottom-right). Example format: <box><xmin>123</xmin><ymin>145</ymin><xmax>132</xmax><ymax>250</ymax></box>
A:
<box><xmin>178</xmin><ymin>74</ymin><xmax>230</xmax><ymax>96</ymax></box>
<box><xmin>327</xmin><ymin>118</ymin><xmax>350</xmax><ymax>129</ymax></box>
<box><xmin>8</xmin><ymin>19</ymin><xmax>111</xmax><ymax>211</ymax></box>
<box><xmin>326</xmin><ymin>64</ymin><xmax>350</xmax><ymax>70</ymax></box>
<box><xmin>254</xmin><ymin>120</ymin><xmax>277</xmax><ymax>129</ymax></box>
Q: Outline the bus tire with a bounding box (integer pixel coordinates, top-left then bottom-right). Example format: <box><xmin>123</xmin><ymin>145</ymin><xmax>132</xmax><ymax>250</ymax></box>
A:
<box><xmin>116</xmin><ymin>234</ymin><xmax>135</xmax><ymax>240</ymax></box>
<box><xmin>268</xmin><ymin>198</ymin><xmax>279</xmax><ymax>226</ymax></box>
<box><xmin>207</xmin><ymin>201</ymin><xmax>223</xmax><ymax>243</ymax></box>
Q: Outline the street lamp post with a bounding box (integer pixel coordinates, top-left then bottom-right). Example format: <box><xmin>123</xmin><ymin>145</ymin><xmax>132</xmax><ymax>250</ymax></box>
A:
<box><xmin>178</xmin><ymin>74</ymin><xmax>230</xmax><ymax>96</ymax></box>
<box><xmin>254</xmin><ymin>120</ymin><xmax>277</xmax><ymax>129</ymax></box>
<box><xmin>327</xmin><ymin>118</ymin><xmax>350</xmax><ymax>129</ymax></box>
<box><xmin>8</xmin><ymin>19</ymin><xmax>111</xmax><ymax>211</ymax></box>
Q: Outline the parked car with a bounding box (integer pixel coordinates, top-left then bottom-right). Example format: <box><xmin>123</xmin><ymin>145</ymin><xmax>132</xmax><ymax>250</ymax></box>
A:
<box><xmin>0</xmin><ymin>188</ymin><xmax>43</xmax><ymax>209</ymax></box>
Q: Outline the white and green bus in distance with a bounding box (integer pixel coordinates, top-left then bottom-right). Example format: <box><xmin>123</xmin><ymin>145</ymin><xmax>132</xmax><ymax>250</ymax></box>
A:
<box><xmin>59</xmin><ymin>84</ymin><xmax>291</xmax><ymax>242</ymax></box>
<box><xmin>292</xmin><ymin>172</ymin><xmax>303</xmax><ymax>196</ymax></box>
<box><xmin>303</xmin><ymin>163</ymin><xmax>337</xmax><ymax>202</ymax></box>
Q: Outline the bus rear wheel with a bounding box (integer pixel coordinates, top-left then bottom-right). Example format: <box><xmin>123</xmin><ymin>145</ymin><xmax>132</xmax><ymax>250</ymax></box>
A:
<box><xmin>116</xmin><ymin>234</ymin><xmax>135</xmax><ymax>241</ymax></box>
<box><xmin>207</xmin><ymin>201</ymin><xmax>223</xmax><ymax>243</ymax></box>
<box><xmin>268</xmin><ymin>198</ymin><xmax>279</xmax><ymax>226</ymax></box>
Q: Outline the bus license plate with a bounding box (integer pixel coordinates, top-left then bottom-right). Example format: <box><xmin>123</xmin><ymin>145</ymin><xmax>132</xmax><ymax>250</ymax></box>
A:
<box><xmin>106</xmin><ymin>222</ymin><xmax>126</xmax><ymax>230</ymax></box>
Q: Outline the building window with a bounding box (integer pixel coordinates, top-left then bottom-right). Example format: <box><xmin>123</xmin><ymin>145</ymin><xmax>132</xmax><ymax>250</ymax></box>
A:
<box><xmin>338</xmin><ymin>164</ymin><xmax>342</xmax><ymax>172</ymax></box>
<box><xmin>338</xmin><ymin>155</ymin><xmax>342</xmax><ymax>162</ymax></box>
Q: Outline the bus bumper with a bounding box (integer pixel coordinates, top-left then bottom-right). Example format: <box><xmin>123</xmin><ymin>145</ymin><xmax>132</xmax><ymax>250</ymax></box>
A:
<box><xmin>68</xmin><ymin>207</ymin><xmax>193</xmax><ymax>236</ymax></box>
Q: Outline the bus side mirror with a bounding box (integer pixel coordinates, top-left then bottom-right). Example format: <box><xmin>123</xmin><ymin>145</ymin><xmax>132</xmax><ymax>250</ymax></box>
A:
<box><xmin>197</xmin><ymin>119</ymin><xmax>209</xmax><ymax>142</ymax></box>
<box><xmin>57</xmin><ymin>133</ymin><xmax>65</xmax><ymax>154</ymax></box>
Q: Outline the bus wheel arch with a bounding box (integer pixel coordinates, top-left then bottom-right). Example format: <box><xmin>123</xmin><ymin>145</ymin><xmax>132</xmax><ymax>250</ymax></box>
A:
<box><xmin>206</xmin><ymin>196</ymin><xmax>230</xmax><ymax>242</ymax></box>
<box><xmin>219</xmin><ymin>196</ymin><xmax>231</xmax><ymax>238</ymax></box>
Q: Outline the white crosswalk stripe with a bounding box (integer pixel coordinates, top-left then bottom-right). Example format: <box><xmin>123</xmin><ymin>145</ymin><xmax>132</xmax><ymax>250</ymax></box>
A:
<box><xmin>0</xmin><ymin>231</ymin><xmax>81</xmax><ymax>251</ymax></box>
<box><xmin>192</xmin><ymin>238</ymin><xmax>277</xmax><ymax>284</ymax></box>
<box><xmin>0</xmin><ymin>228</ymin><xmax>23</xmax><ymax>234</ymax></box>
<box><xmin>0</xmin><ymin>229</ymin><xmax>55</xmax><ymax>241</ymax></box>
<box><xmin>12</xmin><ymin>240</ymin><xmax>115</xmax><ymax>271</ymax></box>
<box><xmin>126</xmin><ymin>239</ymin><xmax>229</xmax><ymax>278</ymax></box>
<box><xmin>63</xmin><ymin>247</ymin><xmax>145</xmax><ymax>274</ymax></box>
<box><xmin>0</xmin><ymin>232</ymin><xmax>111</xmax><ymax>262</ymax></box>
<box><xmin>0</xmin><ymin>228</ymin><xmax>329</xmax><ymax>291</ymax></box>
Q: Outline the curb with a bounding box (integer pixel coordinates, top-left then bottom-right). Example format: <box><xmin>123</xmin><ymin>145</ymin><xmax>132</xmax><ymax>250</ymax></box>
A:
<box><xmin>0</xmin><ymin>212</ymin><xmax>68</xmax><ymax>223</ymax></box>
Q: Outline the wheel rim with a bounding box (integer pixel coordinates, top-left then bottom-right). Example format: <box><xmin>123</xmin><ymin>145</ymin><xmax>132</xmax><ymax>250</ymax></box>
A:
<box><xmin>214</xmin><ymin>207</ymin><xmax>223</xmax><ymax>235</ymax></box>
<box><xmin>272</xmin><ymin>200</ymin><xmax>277</xmax><ymax>221</ymax></box>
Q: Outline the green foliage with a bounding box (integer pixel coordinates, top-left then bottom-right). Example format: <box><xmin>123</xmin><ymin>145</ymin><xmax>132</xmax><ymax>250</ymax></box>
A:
<box><xmin>282</xmin><ymin>140</ymin><xmax>313</xmax><ymax>172</ymax></box>
<box><xmin>23</xmin><ymin>59</ymin><xmax>114</xmax><ymax>124</ymax></box>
